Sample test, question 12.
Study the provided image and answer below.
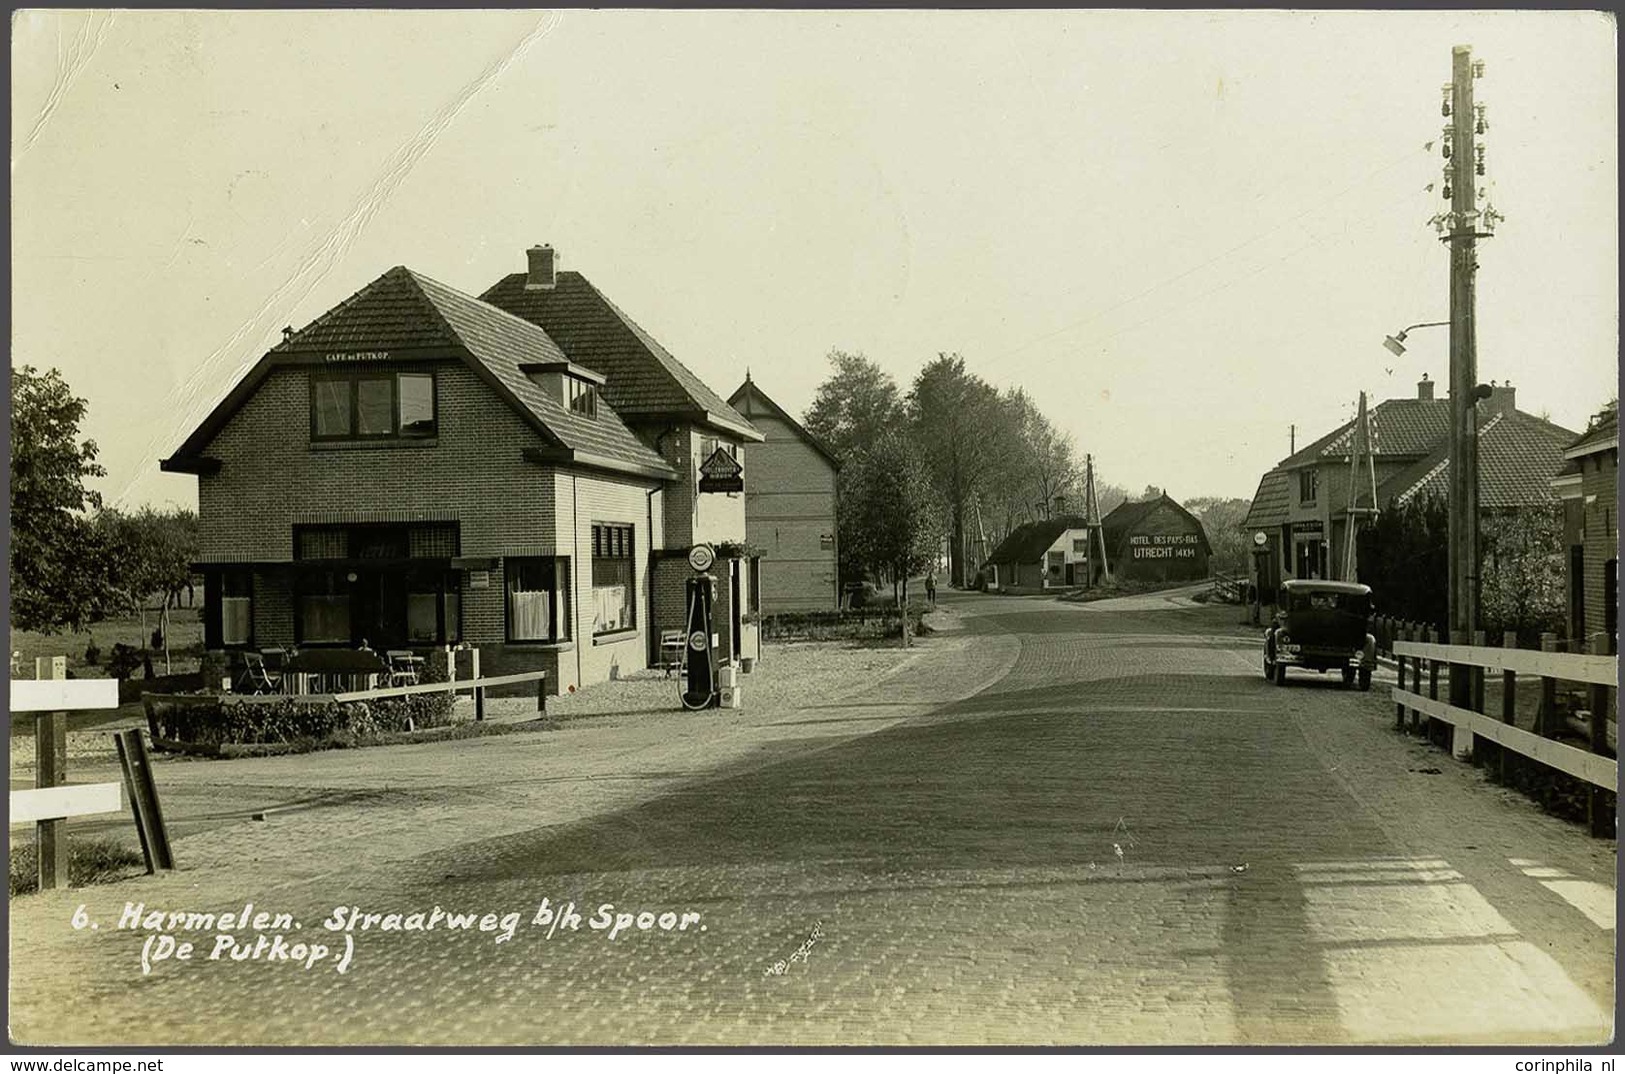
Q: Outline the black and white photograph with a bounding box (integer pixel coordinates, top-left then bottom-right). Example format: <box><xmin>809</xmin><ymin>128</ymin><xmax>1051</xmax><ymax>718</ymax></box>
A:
<box><xmin>7</xmin><ymin>9</ymin><xmax>1618</xmax><ymax>1051</ymax></box>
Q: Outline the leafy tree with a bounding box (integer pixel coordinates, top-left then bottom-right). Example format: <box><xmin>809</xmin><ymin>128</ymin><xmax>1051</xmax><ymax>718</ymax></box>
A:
<box><xmin>843</xmin><ymin>431</ymin><xmax>941</xmax><ymax>637</ymax></box>
<box><xmin>9</xmin><ymin>366</ymin><xmax>118</xmax><ymax>633</ymax></box>
<box><xmin>94</xmin><ymin>506</ymin><xmax>200</xmax><ymax>673</ymax></box>
<box><xmin>1185</xmin><ymin>497</ymin><xmax>1253</xmax><ymax>575</ymax></box>
<box><xmin>1094</xmin><ymin>482</ymin><xmax>1129</xmax><ymax>518</ymax></box>
<box><xmin>802</xmin><ymin>350</ymin><xmax>904</xmax><ymax>464</ymax></box>
<box><xmin>1480</xmin><ymin>506</ymin><xmax>1565</xmax><ymax>643</ymax></box>
<box><xmin>908</xmin><ymin>354</ymin><xmax>1003</xmax><ymax>588</ymax></box>
<box><xmin>804</xmin><ymin>351</ymin><xmax>906</xmax><ymax>589</ymax></box>
<box><xmin>1355</xmin><ymin>493</ymin><xmax>1449</xmax><ymax>629</ymax></box>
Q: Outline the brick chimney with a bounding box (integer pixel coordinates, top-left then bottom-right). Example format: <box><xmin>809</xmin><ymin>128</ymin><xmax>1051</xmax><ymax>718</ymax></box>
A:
<box><xmin>1054</xmin><ymin>494</ymin><xmax>1067</xmax><ymax>517</ymax></box>
<box><xmin>1486</xmin><ymin>380</ymin><xmax>1516</xmax><ymax>417</ymax></box>
<box><xmin>525</xmin><ymin>244</ymin><xmax>556</xmax><ymax>290</ymax></box>
<box><xmin>1417</xmin><ymin>373</ymin><xmax>1434</xmax><ymax>401</ymax></box>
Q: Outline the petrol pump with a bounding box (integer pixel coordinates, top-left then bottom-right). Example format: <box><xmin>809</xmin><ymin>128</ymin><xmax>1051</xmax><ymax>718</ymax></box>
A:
<box><xmin>680</xmin><ymin>544</ymin><xmax>720</xmax><ymax>710</ymax></box>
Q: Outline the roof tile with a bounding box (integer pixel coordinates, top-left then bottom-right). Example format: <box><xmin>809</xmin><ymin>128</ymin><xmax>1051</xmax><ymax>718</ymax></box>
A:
<box><xmin>482</xmin><ymin>271</ymin><xmax>761</xmax><ymax>440</ymax></box>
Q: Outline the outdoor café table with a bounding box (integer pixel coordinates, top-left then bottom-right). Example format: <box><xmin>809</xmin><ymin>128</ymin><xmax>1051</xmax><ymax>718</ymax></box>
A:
<box><xmin>281</xmin><ymin>649</ymin><xmax>390</xmax><ymax>695</ymax></box>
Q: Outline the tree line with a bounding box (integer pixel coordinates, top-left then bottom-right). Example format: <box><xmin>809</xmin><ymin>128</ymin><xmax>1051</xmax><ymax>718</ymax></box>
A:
<box><xmin>11</xmin><ymin>366</ymin><xmax>199</xmax><ymax>661</ymax></box>
<box><xmin>802</xmin><ymin>350</ymin><xmax>1142</xmax><ymax>596</ymax></box>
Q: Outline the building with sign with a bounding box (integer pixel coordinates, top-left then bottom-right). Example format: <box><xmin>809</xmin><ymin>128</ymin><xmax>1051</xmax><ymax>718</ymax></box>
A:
<box><xmin>481</xmin><ymin>246</ymin><xmax>764</xmax><ymax>669</ymax></box>
<box><xmin>1241</xmin><ymin>378</ymin><xmax>1577</xmax><ymax>602</ymax></box>
<box><xmin>980</xmin><ymin>516</ymin><xmax>1098</xmax><ymax>592</ymax></box>
<box><xmin>1100</xmin><ymin>493</ymin><xmax>1211</xmax><ymax>583</ymax></box>
<box><xmin>727</xmin><ymin>376</ymin><xmax>840</xmax><ymax>611</ymax></box>
<box><xmin>1552</xmin><ymin>403</ymin><xmax>1618</xmax><ymax>650</ymax></box>
<box><xmin>164</xmin><ymin>246</ymin><xmax>765</xmax><ymax>696</ymax></box>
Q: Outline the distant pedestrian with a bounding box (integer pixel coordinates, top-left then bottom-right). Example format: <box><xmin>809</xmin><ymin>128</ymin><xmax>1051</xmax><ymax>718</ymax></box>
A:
<box><xmin>925</xmin><ymin>572</ymin><xmax>937</xmax><ymax>608</ymax></box>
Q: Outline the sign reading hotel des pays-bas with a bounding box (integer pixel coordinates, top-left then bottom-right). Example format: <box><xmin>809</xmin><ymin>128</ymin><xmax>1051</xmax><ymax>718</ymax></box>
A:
<box><xmin>1128</xmin><ymin>533</ymin><xmax>1201</xmax><ymax>560</ymax></box>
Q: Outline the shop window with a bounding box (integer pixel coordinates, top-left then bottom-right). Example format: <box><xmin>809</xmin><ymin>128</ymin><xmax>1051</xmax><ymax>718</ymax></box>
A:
<box><xmin>218</xmin><ymin>569</ymin><xmax>253</xmax><ymax>648</ymax></box>
<box><xmin>591</xmin><ymin>523</ymin><xmax>635</xmax><ymax>635</ymax></box>
<box><xmin>507</xmin><ymin>558</ymin><xmax>570</xmax><ymax>643</ymax></box>
<box><xmin>311</xmin><ymin>371</ymin><xmax>437</xmax><ymax>442</ymax></box>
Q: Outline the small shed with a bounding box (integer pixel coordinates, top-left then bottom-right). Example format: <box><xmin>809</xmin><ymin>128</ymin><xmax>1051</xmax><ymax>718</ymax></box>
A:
<box><xmin>980</xmin><ymin>516</ymin><xmax>1097</xmax><ymax>591</ymax></box>
<box><xmin>1101</xmin><ymin>493</ymin><xmax>1211</xmax><ymax>583</ymax></box>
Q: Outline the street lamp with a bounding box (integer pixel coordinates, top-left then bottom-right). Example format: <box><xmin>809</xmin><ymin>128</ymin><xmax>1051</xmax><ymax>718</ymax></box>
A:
<box><xmin>1381</xmin><ymin>321</ymin><xmax>1449</xmax><ymax>358</ymax></box>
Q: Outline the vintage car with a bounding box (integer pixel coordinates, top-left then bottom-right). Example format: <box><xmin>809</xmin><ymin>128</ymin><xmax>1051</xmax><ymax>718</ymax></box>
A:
<box><xmin>1263</xmin><ymin>579</ymin><xmax>1376</xmax><ymax>690</ymax></box>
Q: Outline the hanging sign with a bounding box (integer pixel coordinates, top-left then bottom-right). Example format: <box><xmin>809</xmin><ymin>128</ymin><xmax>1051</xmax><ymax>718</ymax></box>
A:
<box><xmin>698</xmin><ymin>448</ymin><xmax>744</xmax><ymax>493</ymax></box>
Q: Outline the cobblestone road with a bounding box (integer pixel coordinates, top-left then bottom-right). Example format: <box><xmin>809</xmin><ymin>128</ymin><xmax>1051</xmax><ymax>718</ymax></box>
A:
<box><xmin>10</xmin><ymin>592</ymin><xmax>1615</xmax><ymax>1046</ymax></box>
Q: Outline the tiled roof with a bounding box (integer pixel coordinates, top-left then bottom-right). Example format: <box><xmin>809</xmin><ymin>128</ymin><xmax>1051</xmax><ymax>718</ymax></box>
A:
<box><xmin>1278</xmin><ymin>399</ymin><xmax>1453</xmax><ymax>468</ymax></box>
<box><xmin>169</xmin><ymin>267</ymin><xmax>674</xmax><ymax>480</ymax></box>
<box><xmin>481</xmin><ymin>271</ymin><xmax>762</xmax><ymax>442</ymax></box>
<box><xmin>1241</xmin><ymin>470</ymin><xmax>1291</xmax><ymax>530</ymax></box>
<box><xmin>1567</xmin><ymin>407</ymin><xmax>1618</xmax><ymax>458</ymax></box>
<box><xmin>727</xmin><ymin>378</ymin><xmax>840</xmax><ymax>469</ymax></box>
<box><xmin>1380</xmin><ymin>410</ymin><xmax>1579</xmax><ymax>509</ymax></box>
<box><xmin>984</xmin><ymin>516</ymin><xmax>1092</xmax><ymax>566</ymax></box>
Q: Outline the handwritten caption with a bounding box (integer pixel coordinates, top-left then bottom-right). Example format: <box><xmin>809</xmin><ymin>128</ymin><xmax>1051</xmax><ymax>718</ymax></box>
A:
<box><xmin>70</xmin><ymin>898</ymin><xmax>710</xmax><ymax>976</ymax></box>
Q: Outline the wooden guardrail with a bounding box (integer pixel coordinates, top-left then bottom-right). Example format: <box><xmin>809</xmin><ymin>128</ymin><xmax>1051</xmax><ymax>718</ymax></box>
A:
<box><xmin>11</xmin><ymin>672</ymin><xmax>172</xmax><ymax>887</ymax></box>
<box><xmin>333</xmin><ymin>670</ymin><xmax>548</xmax><ymax>721</ymax></box>
<box><xmin>1391</xmin><ymin>630</ymin><xmax>1617</xmax><ymax>836</ymax></box>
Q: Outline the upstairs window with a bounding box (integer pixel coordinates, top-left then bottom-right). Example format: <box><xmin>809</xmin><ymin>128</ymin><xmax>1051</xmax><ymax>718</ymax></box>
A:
<box><xmin>1298</xmin><ymin>469</ymin><xmax>1319</xmax><ymax>504</ymax></box>
<box><xmin>566</xmin><ymin>377</ymin><xmax>597</xmax><ymax>418</ymax></box>
<box><xmin>312</xmin><ymin>371</ymin><xmax>437</xmax><ymax>442</ymax></box>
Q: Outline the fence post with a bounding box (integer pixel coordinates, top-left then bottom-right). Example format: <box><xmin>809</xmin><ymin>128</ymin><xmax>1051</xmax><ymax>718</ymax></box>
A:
<box><xmin>1587</xmin><ymin>636</ymin><xmax>1612</xmax><ymax>838</ymax></box>
<box><xmin>33</xmin><ymin>657</ymin><xmax>69</xmax><ymax>892</ymax></box>
<box><xmin>1448</xmin><ymin>630</ymin><xmax>1472</xmax><ymax>760</ymax></box>
<box><xmin>1471</xmin><ymin>629</ymin><xmax>1487</xmax><ymax>715</ymax></box>
<box><xmin>1499</xmin><ymin>631</ymin><xmax>1518</xmax><ymax>785</ymax></box>
<box><xmin>1395</xmin><ymin>624</ymin><xmax>1409</xmax><ymax>730</ymax></box>
<box><xmin>1537</xmin><ymin>632</ymin><xmax>1558</xmax><ymax>737</ymax></box>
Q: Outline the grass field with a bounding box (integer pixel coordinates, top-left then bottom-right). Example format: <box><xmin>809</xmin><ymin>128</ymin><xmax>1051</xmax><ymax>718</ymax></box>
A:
<box><xmin>11</xmin><ymin>605</ymin><xmax>205</xmax><ymax>680</ymax></box>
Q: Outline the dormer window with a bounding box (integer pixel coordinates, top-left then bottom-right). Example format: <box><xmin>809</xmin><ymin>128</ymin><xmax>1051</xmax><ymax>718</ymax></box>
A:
<box><xmin>311</xmin><ymin>370</ymin><xmax>437</xmax><ymax>442</ymax></box>
<box><xmin>567</xmin><ymin>376</ymin><xmax>597</xmax><ymax>418</ymax></box>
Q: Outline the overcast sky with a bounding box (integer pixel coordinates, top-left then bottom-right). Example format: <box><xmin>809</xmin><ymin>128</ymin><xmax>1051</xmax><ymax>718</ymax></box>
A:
<box><xmin>11</xmin><ymin>10</ymin><xmax>1618</xmax><ymax>510</ymax></box>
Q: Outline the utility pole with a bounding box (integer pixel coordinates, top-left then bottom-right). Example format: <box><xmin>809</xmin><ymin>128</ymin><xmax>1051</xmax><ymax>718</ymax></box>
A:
<box><xmin>1437</xmin><ymin>45</ymin><xmax>1501</xmax><ymax>705</ymax></box>
<box><xmin>1085</xmin><ymin>453</ymin><xmax>1111</xmax><ymax>583</ymax></box>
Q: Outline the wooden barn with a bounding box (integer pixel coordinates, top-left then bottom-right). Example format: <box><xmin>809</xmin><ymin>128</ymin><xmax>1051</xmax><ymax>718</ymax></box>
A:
<box><xmin>1100</xmin><ymin>493</ymin><xmax>1211</xmax><ymax>583</ymax></box>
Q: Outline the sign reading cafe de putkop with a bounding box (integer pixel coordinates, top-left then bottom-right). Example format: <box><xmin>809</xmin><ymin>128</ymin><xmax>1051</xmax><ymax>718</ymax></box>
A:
<box><xmin>1128</xmin><ymin>533</ymin><xmax>1201</xmax><ymax>560</ymax></box>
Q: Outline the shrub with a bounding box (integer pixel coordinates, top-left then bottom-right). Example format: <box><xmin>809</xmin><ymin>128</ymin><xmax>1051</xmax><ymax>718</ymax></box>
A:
<box><xmin>106</xmin><ymin>643</ymin><xmax>144</xmax><ymax>681</ymax></box>
<box><xmin>10</xmin><ymin>837</ymin><xmax>145</xmax><ymax>897</ymax></box>
<box><xmin>151</xmin><ymin>690</ymin><xmax>456</xmax><ymax>748</ymax></box>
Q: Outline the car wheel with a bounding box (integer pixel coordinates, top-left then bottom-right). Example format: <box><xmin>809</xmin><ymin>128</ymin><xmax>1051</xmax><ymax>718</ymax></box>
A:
<box><xmin>1341</xmin><ymin>667</ymin><xmax>1355</xmax><ymax>686</ymax></box>
<box><xmin>1358</xmin><ymin>667</ymin><xmax>1372</xmax><ymax>692</ymax></box>
<box><xmin>1274</xmin><ymin>661</ymin><xmax>1288</xmax><ymax>686</ymax></box>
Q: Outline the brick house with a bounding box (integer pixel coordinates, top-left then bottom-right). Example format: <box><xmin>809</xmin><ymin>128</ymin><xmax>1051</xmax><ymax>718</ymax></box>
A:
<box><xmin>726</xmin><ymin>375</ymin><xmax>840</xmax><ymax>612</ymax></box>
<box><xmin>163</xmin><ymin>250</ymin><xmax>762</xmax><ymax>693</ymax></box>
<box><xmin>479</xmin><ymin>246</ymin><xmax>764</xmax><ymax>666</ymax></box>
<box><xmin>1552</xmin><ymin>404</ymin><xmax>1618</xmax><ymax>650</ymax></box>
<box><xmin>1241</xmin><ymin>378</ymin><xmax>1576</xmax><ymax>594</ymax></box>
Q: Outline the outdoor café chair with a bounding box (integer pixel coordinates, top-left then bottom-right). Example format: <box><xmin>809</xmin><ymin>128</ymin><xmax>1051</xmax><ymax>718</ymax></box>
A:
<box><xmin>385</xmin><ymin>650</ymin><xmax>421</xmax><ymax>687</ymax></box>
<box><xmin>236</xmin><ymin>651</ymin><xmax>282</xmax><ymax>695</ymax></box>
<box><xmin>659</xmin><ymin>630</ymin><xmax>686</xmax><ymax>678</ymax></box>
